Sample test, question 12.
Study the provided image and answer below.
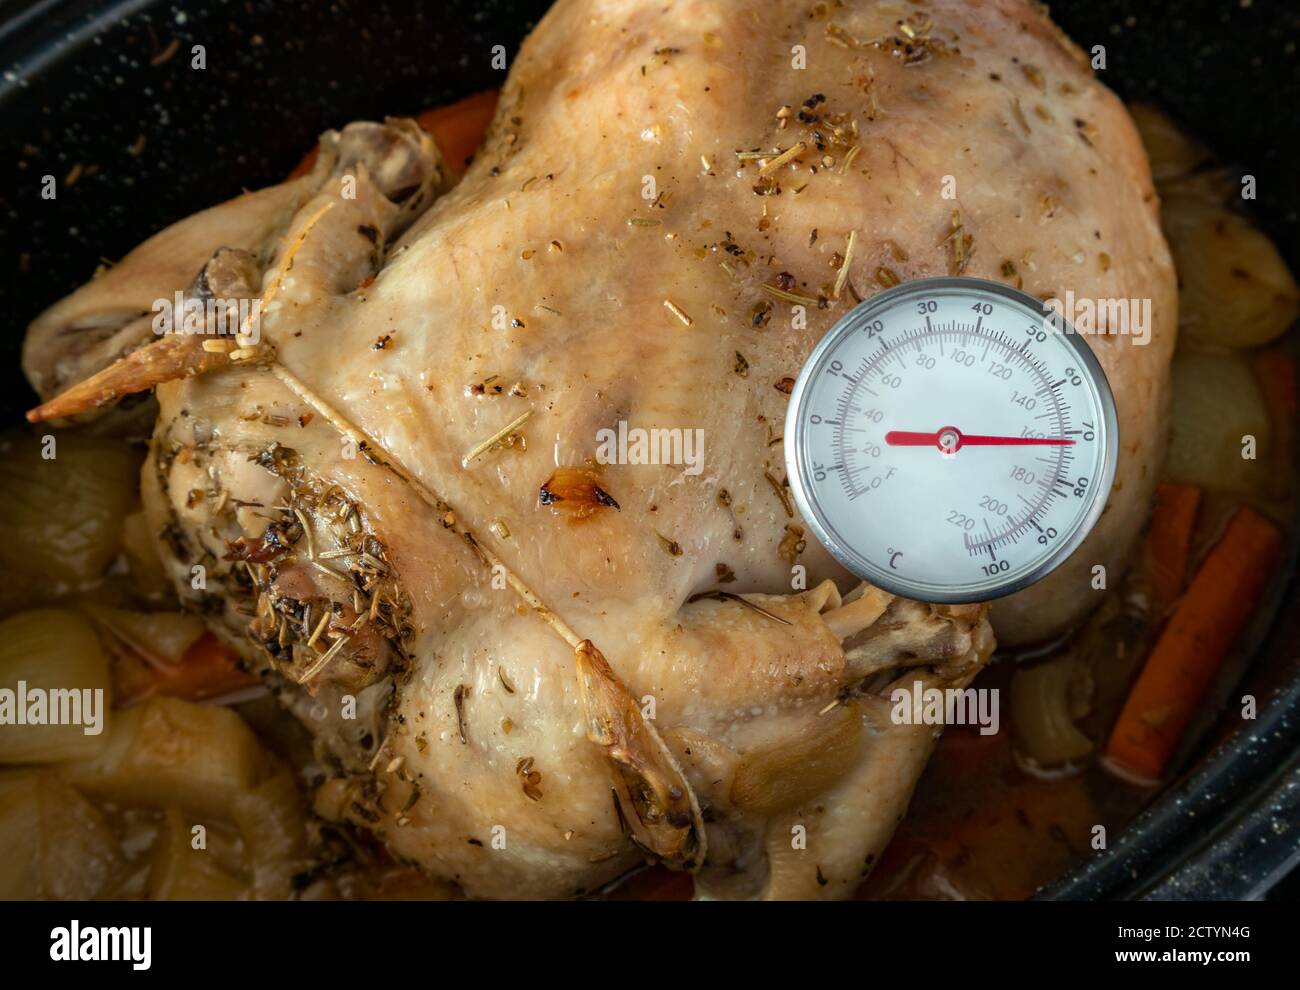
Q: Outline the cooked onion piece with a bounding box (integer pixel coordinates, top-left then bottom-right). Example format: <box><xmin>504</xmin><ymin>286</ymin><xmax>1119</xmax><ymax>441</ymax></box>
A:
<box><xmin>1129</xmin><ymin>103</ymin><xmax>1210</xmax><ymax>185</ymax></box>
<box><xmin>0</xmin><ymin>433</ymin><xmax>142</xmax><ymax>612</ymax></box>
<box><xmin>1010</xmin><ymin>655</ymin><xmax>1094</xmax><ymax>769</ymax></box>
<box><xmin>231</xmin><ymin>770</ymin><xmax>310</xmax><ymax>900</ymax></box>
<box><xmin>1165</xmin><ymin>351</ymin><xmax>1272</xmax><ymax>495</ymax></box>
<box><xmin>83</xmin><ymin>605</ymin><xmax>206</xmax><ymax>667</ymax></box>
<box><xmin>1132</xmin><ymin>103</ymin><xmax>1298</xmax><ymax>348</ymax></box>
<box><xmin>147</xmin><ymin>807</ymin><xmax>248</xmax><ymax>901</ymax></box>
<box><xmin>57</xmin><ymin>695</ymin><xmax>310</xmax><ymax>899</ymax></box>
<box><xmin>121</xmin><ymin>510</ymin><xmax>174</xmax><ymax>600</ymax></box>
<box><xmin>1162</xmin><ymin>196</ymin><xmax>1299</xmax><ymax>349</ymax></box>
<box><xmin>1160</xmin><ymin>169</ymin><xmax>1237</xmax><ymax>206</ymax></box>
<box><xmin>0</xmin><ymin>609</ymin><xmax>111</xmax><ymax>764</ymax></box>
<box><xmin>60</xmin><ymin>696</ymin><xmax>271</xmax><ymax>819</ymax></box>
<box><xmin>0</xmin><ymin>769</ymin><xmax>122</xmax><ymax>899</ymax></box>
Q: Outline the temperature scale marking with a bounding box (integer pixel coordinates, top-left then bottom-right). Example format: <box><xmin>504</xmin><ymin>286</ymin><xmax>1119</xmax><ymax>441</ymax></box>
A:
<box><xmin>784</xmin><ymin>276</ymin><xmax>1118</xmax><ymax>604</ymax></box>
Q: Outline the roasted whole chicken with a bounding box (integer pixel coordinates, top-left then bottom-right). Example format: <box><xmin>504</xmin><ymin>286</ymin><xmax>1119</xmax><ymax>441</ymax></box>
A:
<box><xmin>22</xmin><ymin>0</ymin><xmax>1174</xmax><ymax>899</ymax></box>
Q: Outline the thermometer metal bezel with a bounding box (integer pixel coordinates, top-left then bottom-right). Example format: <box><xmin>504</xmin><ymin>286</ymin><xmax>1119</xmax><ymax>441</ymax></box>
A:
<box><xmin>784</xmin><ymin>276</ymin><xmax>1120</xmax><ymax>604</ymax></box>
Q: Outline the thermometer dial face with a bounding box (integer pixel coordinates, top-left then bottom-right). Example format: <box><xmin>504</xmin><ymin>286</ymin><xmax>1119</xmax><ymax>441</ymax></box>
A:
<box><xmin>784</xmin><ymin>276</ymin><xmax>1118</xmax><ymax>603</ymax></box>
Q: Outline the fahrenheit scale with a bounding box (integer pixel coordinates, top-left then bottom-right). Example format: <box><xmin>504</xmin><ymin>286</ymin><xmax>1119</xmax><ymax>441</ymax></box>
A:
<box><xmin>784</xmin><ymin>276</ymin><xmax>1118</xmax><ymax>603</ymax></box>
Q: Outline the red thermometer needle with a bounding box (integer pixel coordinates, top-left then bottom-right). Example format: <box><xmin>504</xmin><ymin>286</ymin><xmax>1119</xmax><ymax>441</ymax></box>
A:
<box><xmin>884</xmin><ymin>426</ymin><xmax>1075</xmax><ymax>453</ymax></box>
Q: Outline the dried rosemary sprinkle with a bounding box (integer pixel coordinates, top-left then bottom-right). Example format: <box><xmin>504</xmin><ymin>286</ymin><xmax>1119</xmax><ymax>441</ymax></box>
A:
<box><xmin>516</xmin><ymin>757</ymin><xmax>543</xmax><ymax>801</ymax></box>
<box><xmin>765</xmin><ymin>469</ymin><xmax>795</xmax><ymax>517</ymax></box>
<box><xmin>1021</xmin><ymin>63</ymin><xmax>1046</xmax><ymax>90</ymax></box>
<box><xmin>293</xmin><ymin>508</ymin><xmax>316</xmax><ymax>560</ymax></box>
<box><xmin>664</xmin><ymin>298</ymin><xmax>694</xmax><ymax>327</ymax></box>
<box><xmin>306</xmin><ymin>608</ymin><xmax>332</xmax><ymax>648</ymax></box>
<box><xmin>778</xmin><ymin>523</ymin><xmax>807</xmax><ymax>563</ymax></box>
<box><xmin>657</xmin><ymin>532</ymin><xmax>684</xmax><ymax>556</ymax></box>
<box><xmin>761</xmin><ymin>283</ymin><xmax>819</xmax><ymax>306</ymax></box>
<box><xmin>758</xmin><ymin>141</ymin><xmax>807</xmax><ymax>176</ymax></box>
<box><xmin>297</xmin><ymin>632</ymin><xmax>349</xmax><ymax>684</ymax></box>
<box><xmin>368</xmin><ymin>732</ymin><xmax>393</xmax><ymax>772</ymax></box>
<box><xmin>360</xmin><ymin>552</ymin><xmax>388</xmax><ymax>575</ymax></box>
<box><xmin>454</xmin><ymin>684</ymin><xmax>471</xmax><ymax>744</ymax></box>
<box><xmin>686</xmin><ymin>589</ymin><xmax>792</xmax><ymax>626</ymax></box>
<box><xmin>628</xmin><ymin>217</ymin><xmax>662</xmax><ymax>227</ymax></box>
<box><xmin>833</xmin><ymin>229</ymin><xmax>858</xmax><ymax>299</ymax></box>
<box><xmin>825</xmin><ymin>22</ymin><xmax>862</xmax><ymax>49</ymax></box>
<box><xmin>498</xmin><ymin>668</ymin><xmax>516</xmax><ymax>694</ymax></box>
<box><xmin>944</xmin><ymin>210</ymin><xmax>973</xmax><ymax>276</ymax></box>
<box><xmin>463</xmin><ymin>409</ymin><xmax>533</xmax><ymax>467</ymax></box>
<box><xmin>318</xmin><ymin>547</ymin><xmax>360</xmax><ymax>560</ymax></box>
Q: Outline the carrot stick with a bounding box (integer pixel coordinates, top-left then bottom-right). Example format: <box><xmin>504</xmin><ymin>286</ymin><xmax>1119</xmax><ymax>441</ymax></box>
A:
<box><xmin>1144</xmin><ymin>482</ymin><xmax>1202</xmax><ymax>614</ymax></box>
<box><xmin>285</xmin><ymin>89</ymin><xmax>499</xmax><ymax>181</ymax></box>
<box><xmin>1104</xmin><ymin>507</ymin><xmax>1282</xmax><ymax>783</ymax></box>
<box><xmin>116</xmin><ymin>632</ymin><xmax>259</xmax><ymax>706</ymax></box>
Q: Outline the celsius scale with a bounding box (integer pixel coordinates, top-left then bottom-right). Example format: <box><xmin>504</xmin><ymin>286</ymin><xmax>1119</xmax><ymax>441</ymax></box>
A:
<box><xmin>784</xmin><ymin>276</ymin><xmax>1118</xmax><ymax>603</ymax></box>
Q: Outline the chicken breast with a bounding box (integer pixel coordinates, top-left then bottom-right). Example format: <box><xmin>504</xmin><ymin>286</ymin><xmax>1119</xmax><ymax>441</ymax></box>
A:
<box><xmin>25</xmin><ymin>0</ymin><xmax>1173</xmax><ymax>898</ymax></box>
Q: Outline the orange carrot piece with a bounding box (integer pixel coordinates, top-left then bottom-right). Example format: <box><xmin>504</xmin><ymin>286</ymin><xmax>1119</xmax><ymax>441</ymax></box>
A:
<box><xmin>415</xmin><ymin>89</ymin><xmax>499</xmax><ymax>176</ymax></box>
<box><xmin>1144</xmin><ymin>482</ymin><xmax>1202</xmax><ymax>614</ymax></box>
<box><xmin>116</xmin><ymin>632</ymin><xmax>259</xmax><ymax>706</ymax></box>
<box><xmin>1104</xmin><ymin>507</ymin><xmax>1282</xmax><ymax>783</ymax></box>
<box><xmin>285</xmin><ymin>90</ymin><xmax>498</xmax><ymax>182</ymax></box>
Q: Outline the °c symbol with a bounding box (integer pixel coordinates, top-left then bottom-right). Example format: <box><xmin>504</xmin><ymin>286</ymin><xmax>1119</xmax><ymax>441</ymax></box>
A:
<box><xmin>887</xmin><ymin>547</ymin><xmax>903</xmax><ymax>569</ymax></box>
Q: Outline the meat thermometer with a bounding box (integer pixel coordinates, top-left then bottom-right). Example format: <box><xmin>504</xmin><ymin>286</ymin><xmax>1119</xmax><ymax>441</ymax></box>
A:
<box><xmin>784</xmin><ymin>276</ymin><xmax>1118</xmax><ymax>603</ymax></box>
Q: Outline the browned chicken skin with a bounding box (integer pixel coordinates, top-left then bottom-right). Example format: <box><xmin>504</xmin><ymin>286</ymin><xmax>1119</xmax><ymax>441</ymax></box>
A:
<box><xmin>24</xmin><ymin>0</ymin><xmax>1173</xmax><ymax>899</ymax></box>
